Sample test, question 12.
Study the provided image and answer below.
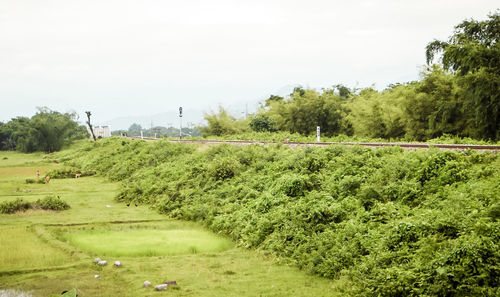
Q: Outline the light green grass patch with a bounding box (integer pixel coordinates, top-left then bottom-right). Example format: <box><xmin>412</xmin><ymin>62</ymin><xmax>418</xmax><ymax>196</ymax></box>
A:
<box><xmin>0</xmin><ymin>226</ymin><xmax>74</xmax><ymax>271</ymax></box>
<box><xmin>64</xmin><ymin>226</ymin><xmax>234</xmax><ymax>256</ymax></box>
<box><xmin>0</xmin><ymin>151</ymin><xmax>49</xmax><ymax>167</ymax></box>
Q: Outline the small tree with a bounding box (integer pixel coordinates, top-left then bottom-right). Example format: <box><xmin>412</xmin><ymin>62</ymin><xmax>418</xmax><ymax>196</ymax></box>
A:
<box><xmin>249</xmin><ymin>114</ymin><xmax>277</xmax><ymax>132</ymax></box>
<box><xmin>199</xmin><ymin>107</ymin><xmax>250</xmax><ymax>136</ymax></box>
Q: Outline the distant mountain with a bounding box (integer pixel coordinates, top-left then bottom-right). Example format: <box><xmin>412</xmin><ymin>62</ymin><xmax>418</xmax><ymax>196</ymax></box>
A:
<box><xmin>107</xmin><ymin>108</ymin><xmax>205</xmax><ymax>131</ymax></box>
<box><xmin>106</xmin><ymin>84</ymin><xmax>301</xmax><ymax>131</ymax></box>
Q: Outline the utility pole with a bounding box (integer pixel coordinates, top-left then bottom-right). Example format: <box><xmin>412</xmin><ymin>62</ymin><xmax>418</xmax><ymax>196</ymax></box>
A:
<box><xmin>179</xmin><ymin>107</ymin><xmax>183</xmax><ymax>139</ymax></box>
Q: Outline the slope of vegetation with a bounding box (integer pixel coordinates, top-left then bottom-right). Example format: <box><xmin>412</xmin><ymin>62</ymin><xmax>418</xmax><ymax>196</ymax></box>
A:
<box><xmin>57</xmin><ymin>138</ymin><xmax>500</xmax><ymax>296</ymax></box>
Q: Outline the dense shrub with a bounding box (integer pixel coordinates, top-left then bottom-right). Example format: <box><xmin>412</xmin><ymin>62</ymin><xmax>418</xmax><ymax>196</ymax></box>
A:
<box><xmin>0</xmin><ymin>198</ymin><xmax>32</xmax><ymax>213</ymax></box>
<box><xmin>0</xmin><ymin>196</ymin><xmax>70</xmax><ymax>213</ymax></box>
<box><xmin>35</xmin><ymin>195</ymin><xmax>70</xmax><ymax>211</ymax></box>
<box><xmin>55</xmin><ymin>138</ymin><xmax>500</xmax><ymax>296</ymax></box>
<box><xmin>45</xmin><ymin>167</ymin><xmax>95</xmax><ymax>179</ymax></box>
<box><xmin>25</xmin><ymin>178</ymin><xmax>45</xmax><ymax>184</ymax></box>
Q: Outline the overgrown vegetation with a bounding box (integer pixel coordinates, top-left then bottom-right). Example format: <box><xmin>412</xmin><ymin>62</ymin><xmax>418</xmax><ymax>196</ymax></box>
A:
<box><xmin>0</xmin><ymin>198</ymin><xmax>32</xmax><ymax>214</ymax></box>
<box><xmin>0</xmin><ymin>196</ymin><xmax>70</xmax><ymax>214</ymax></box>
<box><xmin>57</xmin><ymin>138</ymin><xmax>500</xmax><ymax>296</ymax></box>
<box><xmin>25</xmin><ymin>178</ymin><xmax>46</xmax><ymax>184</ymax></box>
<box><xmin>201</xmin><ymin>13</ymin><xmax>500</xmax><ymax>142</ymax></box>
<box><xmin>44</xmin><ymin>167</ymin><xmax>95</xmax><ymax>179</ymax></box>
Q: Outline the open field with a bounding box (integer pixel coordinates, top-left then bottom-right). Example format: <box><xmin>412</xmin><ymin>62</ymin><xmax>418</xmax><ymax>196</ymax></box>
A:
<box><xmin>0</xmin><ymin>151</ymin><xmax>340</xmax><ymax>296</ymax></box>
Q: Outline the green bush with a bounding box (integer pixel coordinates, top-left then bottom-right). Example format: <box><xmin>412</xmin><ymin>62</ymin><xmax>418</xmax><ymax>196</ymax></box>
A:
<box><xmin>0</xmin><ymin>196</ymin><xmax>70</xmax><ymax>213</ymax></box>
<box><xmin>34</xmin><ymin>195</ymin><xmax>70</xmax><ymax>211</ymax></box>
<box><xmin>45</xmin><ymin>167</ymin><xmax>95</xmax><ymax>179</ymax></box>
<box><xmin>25</xmin><ymin>178</ymin><xmax>45</xmax><ymax>184</ymax></box>
<box><xmin>208</xmin><ymin>157</ymin><xmax>240</xmax><ymax>181</ymax></box>
<box><xmin>0</xmin><ymin>198</ymin><xmax>32</xmax><ymax>214</ymax></box>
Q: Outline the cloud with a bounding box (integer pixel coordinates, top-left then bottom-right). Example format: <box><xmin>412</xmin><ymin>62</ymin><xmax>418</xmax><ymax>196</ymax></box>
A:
<box><xmin>1</xmin><ymin>0</ymin><xmax>499</xmax><ymax>122</ymax></box>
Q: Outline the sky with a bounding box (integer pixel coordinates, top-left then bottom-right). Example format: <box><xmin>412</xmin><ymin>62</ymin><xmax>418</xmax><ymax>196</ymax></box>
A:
<box><xmin>0</xmin><ymin>0</ymin><xmax>498</xmax><ymax>127</ymax></box>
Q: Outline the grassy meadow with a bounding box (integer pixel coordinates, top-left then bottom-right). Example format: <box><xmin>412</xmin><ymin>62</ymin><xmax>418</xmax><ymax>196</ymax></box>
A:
<box><xmin>0</xmin><ymin>150</ymin><xmax>340</xmax><ymax>296</ymax></box>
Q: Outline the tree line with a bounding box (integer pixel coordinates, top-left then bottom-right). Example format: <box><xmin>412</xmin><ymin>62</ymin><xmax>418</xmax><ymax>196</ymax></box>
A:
<box><xmin>112</xmin><ymin>123</ymin><xmax>202</xmax><ymax>138</ymax></box>
<box><xmin>0</xmin><ymin>107</ymin><xmax>88</xmax><ymax>153</ymax></box>
<box><xmin>202</xmin><ymin>13</ymin><xmax>500</xmax><ymax>141</ymax></box>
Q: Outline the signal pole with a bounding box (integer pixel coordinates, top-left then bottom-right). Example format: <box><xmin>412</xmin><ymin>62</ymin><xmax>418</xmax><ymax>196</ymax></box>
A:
<box><xmin>179</xmin><ymin>107</ymin><xmax>183</xmax><ymax>139</ymax></box>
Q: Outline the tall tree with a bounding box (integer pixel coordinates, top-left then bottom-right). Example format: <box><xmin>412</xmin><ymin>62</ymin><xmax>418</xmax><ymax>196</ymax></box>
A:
<box><xmin>199</xmin><ymin>107</ymin><xmax>250</xmax><ymax>136</ymax></box>
<box><xmin>249</xmin><ymin>114</ymin><xmax>277</xmax><ymax>132</ymax></box>
<box><xmin>127</xmin><ymin>123</ymin><xmax>143</xmax><ymax>137</ymax></box>
<box><xmin>426</xmin><ymin>12</ymin><xmax>500</xmax><ymax>139</ymax></box>
<box><xmin>266</xmin><ymin>88</ymin><xmax>351</xmax><ymax>137</ymax></box>
<box><xmin>0</xmin><ymin>108</ymin><xmax>87</xmax><ymax>152</ymax></box>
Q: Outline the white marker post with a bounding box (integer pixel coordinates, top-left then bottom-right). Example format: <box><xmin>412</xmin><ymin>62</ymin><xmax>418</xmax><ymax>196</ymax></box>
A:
<box><xmin>140</xmin><ymin>130</ymin><xmax>143</xmax><ymax>139</ymax></box>
<box><xmin>317</xmin><ymin>126</ymin><xmax>320</xmax><ymax>143</ymax></box>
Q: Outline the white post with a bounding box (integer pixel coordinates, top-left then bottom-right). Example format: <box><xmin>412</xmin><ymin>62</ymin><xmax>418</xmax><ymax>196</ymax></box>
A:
<box><xmin>317</xmin><ymin>126</ymin><xmax>320</xmax><ymax>143</ymax></box>
<box><xmin>154</xmin><ymin>133</ymin><xmax>157</xmax><ymax>139</ymax></box>
<box><xmin>140</xmin><ymin>130</ymin><xmax>143</xmax><ymax>139</ymax></box>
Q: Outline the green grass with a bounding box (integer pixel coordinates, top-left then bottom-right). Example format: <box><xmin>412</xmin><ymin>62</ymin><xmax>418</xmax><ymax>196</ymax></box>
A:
<box><xmin>0</xmin><ymin>150</ymin><xmax>343</xmax><ymax>297</ymax></box>
<box><xmin>0</xmin><ymin>226</ymin><xmax>74</xmax><ymax>271</ymax></box>
<box><xmin>64</xmin><ymin>226</ymin><xmax>234</xmax><ymax>256</ymax></box>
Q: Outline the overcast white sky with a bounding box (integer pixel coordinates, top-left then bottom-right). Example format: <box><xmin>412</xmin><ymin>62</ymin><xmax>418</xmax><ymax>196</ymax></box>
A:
<box><xmin>0</xmin><ymin>0</ymin><xmax>498</xmax><ymax>125</ymax></box>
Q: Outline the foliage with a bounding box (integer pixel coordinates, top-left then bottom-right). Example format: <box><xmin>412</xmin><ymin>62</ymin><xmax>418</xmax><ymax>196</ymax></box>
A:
<box><xmin>60</xmin><ymin>138</ymin><xmax>500</xmax><ymax>296</ymax></box>
<box><xmin>404</xmin><ymin>66</ymin><xmax>465</xmax><ymax>140</ymax></box>
<box><xmin>264</xmin><ymin>94</ymin><xmax>284</xmax><ymax>106</ymax></box>
<box><xmin>224</xmin><ymin>14</ymin><xmax>498</xmax><ymax>141</ymax></box>
<box><xmin>249</xmin><ymin>114</ymin><xmax>277</xmax><ymax>132</ymax></box>
<box><xmin>127</xmin><ymin>123</ymin><xmax>143</xmax><ymax>136</ymax></box>
<box><xmin>0</xmin><ymin>198</ymin><xmax>32</xmax><ymax>214</ymax></box>
<box><xmin>114</xmin><ymin>123</ymin><xmax>201</xmax><ymax>138</ymax></box>
<box><xmin>199</xmin><ymin>107</ymin><xmax>250</xmax><ymax>136</ymax></box>
<box><xmin>45</xmin><ymin>167</ymin><xmax>95</xmax><ymax>179</ymax></box>
<box><xmin>346</xmin><ymin>86</ymin><xmax>407</xmax><ymax>139</ymax></box>
<box><xmin>426</xmin><ymin>12</ymin><xmax>500</xmax><ymax>140</ymax></box>
<box><xmin>200</xmin><ymin>131</ymin><xmax>499</xmax><ymax>145</ymax></box>
<box><xmin>264</xmin><ymin>88</ymin><xmax>352</xmax><ymax>137</ymax></box>
<box><xmin>0</xmin><ymin>107</ymin><xmax>88</xmax><ymax>152</ymax></box>
<box><xmin>35</xmin><ymin>195</ymin><xmax>70</xmax><ymax>211</ymax></box>
<box><xmin>25</xmin><ymin>178</ymin><xmax>46</xmax><ymax>184</ymax></box>
<box><xmin>0</xmin><ymin>196</ymin><xmax>70</xmax><ymax>213</ymax></box>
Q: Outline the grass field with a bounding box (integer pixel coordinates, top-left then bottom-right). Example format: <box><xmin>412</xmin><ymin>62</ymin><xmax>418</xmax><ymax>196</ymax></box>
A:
<box><xmin>63</xmin><ymin>224</ymin><xmax>235</xmax><ymax>256</ymax></box>
<box><xmin>0</xmin><ymin>151</ymin><xmax>342</xmax><ymax>296</ymax></box>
